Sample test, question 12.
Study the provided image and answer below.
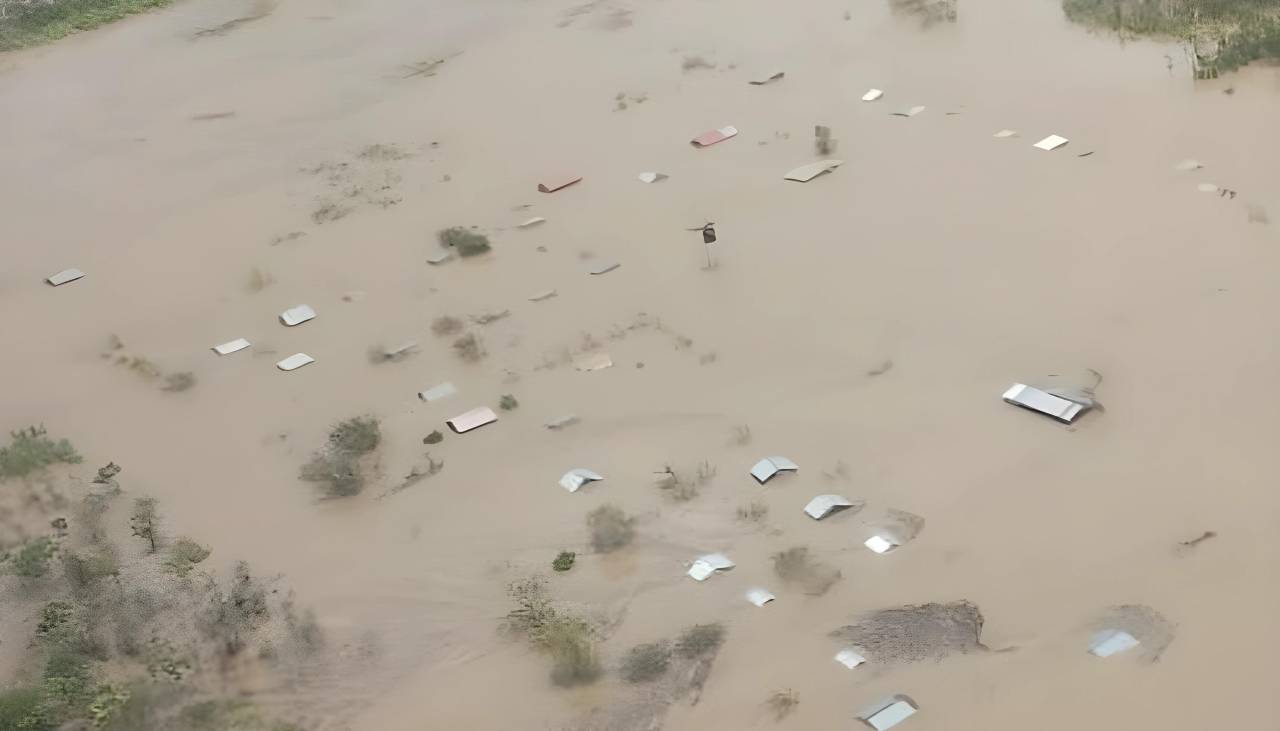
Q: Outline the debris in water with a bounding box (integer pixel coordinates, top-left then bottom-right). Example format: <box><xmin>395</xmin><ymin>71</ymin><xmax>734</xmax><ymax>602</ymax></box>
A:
<box><xmin>537</xmin><ymin>176</ymin><xmax>582</xmax><ymax>193</ymax></box>
<box><xmin>1178</xmin><ymin>530</ymin><xmax>1216</xmax><ymax>550</ymax></box>
<box><xmin>1088</xmin><ymin>629</ymin><xmax>1139</xmax><ymax>658</ymax></box>
<box><xmin>748</xmin><ymin>71</ymin><xmax>785</xmax><ymax>85</ymax></box>
<box><xmin>637</xmin><ymin>172</ymin><xmax>669</xmax><ymax>183</ymax></box>
<box><xmin>517</xmin><ymin>217</ymin><xmax>546</xmax><ymax>228</ymax></box>
<box><xmin>749</xmin><ymin>456</ymin><xmax>798</xmax><ymax>484</ymax></box>
<box><xmin>691</xmin><ymin>125</ymin><xmax>738</xmax><ymax>147</ymax></box>
<box><xmin>834</xmin><ymin>648</ymin><xmax>866</xmax><ymax>669</ymax></box>
<box><xmin>1174</xmin><ymin>159</ymin><xmax>1203</xmax><ymax>171</ymax></box>
<box><xmin>858</xmin><ymin>695</ymin><xmax>919</xmax><ymax>731</ymax></box>
<box><xmin>687</xmin><ymin>553</ymin><xmax>734</xmax><ymax>581</ymax></box>
<box><xmin>588</xmin><ymin>261</ymin><xmax>620</xmax><ymax>275</ymax></box>
<box><xmin>560</xmin><ymin>468</ymin><xmax>604</xmax><ymax>493</ymax></box>
<box><xmin>835</xmin><ymin>601</ymin><xmax>986</xmax><ymax>664</ymax></box>
<box><xmin>427</xmin><ymin>249</ymin><xmax>454</xmax><ymax>265</ymax></box>
<box><xmin>446</xmin><ymin>407</ymin><xmax>498</xmax><ymax>434</ymax></box>
<box><xmin>545</xmin><ymin>414</ymin><xmax>579</xmax><ymax>430</ymax></box>
<box><xmin>1197</xmin><ymin>183</ymin><xmax>1219</xmax><ymax>193</ymax></box>
<box><xmin>418</xmin><ymin>382</ymin><xmax>458</xmax><ymax>402</ymax></box>
<box><xmin>785</xmin><ymin>159</ymin><xmax>843</xmax><ymax>182</ymax></box>
<box><xmin>46</xmin><ymin>269</ymin><xmax>85</xmax><ymax>286</ymax></box>
<box><xmin>529</xmin><ymin>289</ymin><xmax>558</xmax><ymax>302</ymax></box>
<box><xmin>865</xmin><ymin>536</ymin><xmax>897</xmax><ymax>554</ymax></box>
<box><xmin>279</xmin><ymin>304</ymin><xmax>316</xmax><ymax>326</ymax></box>
<box><xmin>212</xmin><ymin>338</ymin><xmax>251</xmax><ymax>356</ymax></box>
<box><xmin>993</xmin><ymin>129</ymin><xmax>1017</xmax><ymax>138</ymax></box>
<box><xmin>574</xmin><ymin>352</ymin><xmax>613</xmax><ymax>371</ymax></box>
<box><xmin>277</xmin><ymin>353</ymin><xmax>315</xmax><ymax>371</ymax></box>
<box><xmin>1077</xmin><ymin>151</ymin><xmax>1094</xmax><ymax>157</ymax></box>
<box><xmin>803</xmin><ymin>494</ymin><xmax>860</xmax><ymax>520</ymax></box>
<box><xmin>1033</xmin><ymin>134</ymin><xmax>1069</xmax><ymax>151</ymax></box>
<box><xmin>890</xmin><ymin>106</ymin><xmax>925</xmax><ymax>117</ymax></box>
<box><xmin>746</xmin><ymin>588</ymin><xmax>776</xmax><ymax>607</ymax></box>
<box><xmin>1003</xmin><ymin>383</ymin><xmax>1090</xmax><ymax>423</ymax></box>
<box><xmin>862</xmin><ymin>88</ymin><xmax>884</xmax><ymax>101</ymax></box>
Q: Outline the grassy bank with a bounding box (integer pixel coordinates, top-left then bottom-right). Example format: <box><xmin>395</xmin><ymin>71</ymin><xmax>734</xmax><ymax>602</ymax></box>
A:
<box><xmin>0</xmin><ymin>0</ymin><xmax>170</xmax><ymax>51</ymax></box>
<box><xmin>1063</xmin><ymin>0</ymin><xmax>1280</xmax><ymax>71</ymax></box>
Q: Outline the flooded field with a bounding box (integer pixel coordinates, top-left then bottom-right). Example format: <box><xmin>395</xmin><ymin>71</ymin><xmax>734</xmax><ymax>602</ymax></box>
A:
<box><xmin>2</xmin><ymin>0</ymin><xmax>1280</xmax><ymax>728</ymax></box>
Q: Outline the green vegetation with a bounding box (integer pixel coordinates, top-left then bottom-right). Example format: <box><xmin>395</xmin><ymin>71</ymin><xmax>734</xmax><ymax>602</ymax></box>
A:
<box><xmin>586</xmin><ymin>505</ymin><xmax>635</xmax><ymax>553</ymax></box>
<box><xmin>129</xmin><ymin>497</ymin><xmax>161</xmax><ymax>552</ymax></box>
<box><xmin>0</xmin><ymin>0</ymin><xmax>171</xmax><ymax>52</ymax></box>
<box><xmin>505</xmin><ymin>577</ymin><xmax>602</xmax><ymax>687</ymax></box>
<box><xmin>36</xmin><ymin>601</ymin><xmax>76</xmax><ymax>637</ymax></box>
<box><xmin>674</xmin><ymin>623</ymin><xmax>726</xmax><ymax>659</ymax></box>
<box><xmin>551</xmin><ymin>551</ymin><xmax>575</xmax><ymax>572</ymax></box>
<box><xmin>1063</xmin><ymin>0</ymin><xmax>1280</xmax><ymax>71</ymax></box>
<box><xmin>0</xmin><ymin>426</ymin><xmax>81</xmax><ymax>479</ymax></box>
<box><xmin>452</xmin><ymin>333</ymin><xmax>486</xmax><ymax>362</ymax></box>
<box><xmin>4</xmin><ymin>536</ymin><xmax>57</xmax><ymax>578</ymax></box>
<box><xmin>619</xmin><ymin>641</ymin><xmax>671</xmax><ymax>683</ymax></box>
<box><xmin>498</xmin><ymin>394</ymin><xmax>519</xmax><ymax>411</ymax></box>
<box><xmin>438</xmin><ymin>227</ymin><xmax>491</xmax><ymax>257</ymax></box>
<box><xmin>299</xmin><ymin>416</ymin><xmax>382</xmax><ymax>497</ymax></box>
<box><xmin>163</xmin><ymin>538</ymin><xmax>211</xmax><ymax>577</ymax></box>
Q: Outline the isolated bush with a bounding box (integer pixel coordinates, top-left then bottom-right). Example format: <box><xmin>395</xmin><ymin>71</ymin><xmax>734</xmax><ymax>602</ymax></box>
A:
<box><xmin>164</xmin><ymin>538</ymin><xmax>211</xmax><ymax>577</ymax></box>
<box><xmin>545</xmin><ymin>618</ymin><xmax>601</xmax><ymax>687</ymax></box>
<box><xmin>499</xmin><ymin>394</ymin><xmax>519</xmax><ymax>411</ymax></box>
<box><xmin>129</xmin><ymin>498</ymin><xmax>161</xmax><ymax>553</ymax></box>
<box><xmin>63</xmin><ymin>550</ymin><xmax>118</xmax><ymax>595</ymax></box>
<box><xmin>300</xmin><ymin>416</ymin><xmax>381</xmax><ymax>497</ymax></box>
<box><xmin>0</xmin><ymin>426</ymin><xmax>81</xmax><ymax>479</ymax></box>
<box><xmin>199</xmin><ymin>562</ymin><xmax>270</xmax><ymax>657</ymax></box>
<box><xmin>452</xmin><ymin>333</ymin><xmax>485</xmax><ymax>362</ymax></box>
<box><xmin>772</xmin><ymin>546</ymin><xmax>841</xmax><ymax>596</ymax></box>
<box><xmin>431</xmin><ymin>315</ymin><xmax>463</xmax><ymax>336</ymax></box>
<box><xmin>423</xmin><ymin>430</ymin><xmax>443</xmax><ymax>445</ymax></box>
<box><xmin>438</xmin><ymin>227</ymin><xmax>491</xmax><ymax>257</ymax></box>
<box><xmin>586</xmin><ymin>505</ymin><xmax>635</xmax><ymax>553</ymax></box>
<box><xmin>736</xmin><ymin>502</ymin><xmax>769</xmax><ymax>523</ymax></box>
<box><xmin>552</xmin><ymin>551</ymin><xmax>575</xmax><ymax>572</ymax></box>
<box><xmin>161</xmin><ymin>372</ymin><xmax>197</xmax><ymax>393</ymax></box>
<box><xmin>675</xmin><ymin>623</ymin><xmax>725</xmax><ymax>659</ymax></box>
<box><xmin>619</xmin><ymin>641</ymin><xmax>671</xmax><ymax>683</ymax></box>
<box><xmin>4</xmin><ymin>536</ymin><xmax>57</xmax><ymax>578</ymax></box>
<box><xmin>36</xmin><ymin>602</ymin><xmax>76</xmax><ymax>638</ymax></box>
<box><xmin>766</xmin><ymin>688</ymin><xmax>799</xmax><ymax>720</ymax></box>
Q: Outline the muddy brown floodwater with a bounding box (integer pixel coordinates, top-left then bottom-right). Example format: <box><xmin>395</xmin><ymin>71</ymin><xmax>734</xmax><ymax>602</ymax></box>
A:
<box><xmin>3</xmin><ymin>0</ymin><xmax>1280</xmax><ymax>727</ymax></box>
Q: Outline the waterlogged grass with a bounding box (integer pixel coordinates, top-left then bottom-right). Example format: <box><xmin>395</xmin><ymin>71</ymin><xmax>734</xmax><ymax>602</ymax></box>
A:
<box><xmin>0</xmin><ymin>0</ymin><xmax>171</xmax><ymax>52</ymax></box>
<box><xmin>1063</xmin><ymin>0</ymin><xmax>1280</xmax><ymax>71</ymax></box>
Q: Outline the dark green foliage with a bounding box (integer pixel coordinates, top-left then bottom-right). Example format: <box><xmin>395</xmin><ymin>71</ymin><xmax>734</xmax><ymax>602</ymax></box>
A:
<box><xmin>36</xmin><ymin>602</ymin><xmax>76</xmax><ymax>638</ymax></box>
<box><xmin>300</xmin><ymin>417</ymin><xmax>381</xmax><ymax>497</ymax></box>
<box><xmin>498</xmin><ymin>394</ymin><xmax>519</xmax><ymax>411</ymax></box>
<box><xmin>0</xmin><ymin>426</ymin><xmax>81</xmax><ymax>479</ymax></box>
<box><xmin>0</xmin><ymin>0</ymin><xmax>171</xmax><ymax>51</ymax></box>
<box><xmin>163</xmin><ymin>538</ymin><xmax>211</xmax><ymax>577</ymax></box>
<box><xmin>619</xmin><ymin>641</ymin><xmax>671</xmax><ymax>683</ymax></box>
<box><xmin>551</xmin><ymin>551</ymin><xmax>575</xmax><ymax>572</ymax></box>
<box><xmin>675</xmin><ymin>623</ymin><xmax>726</xmax><ymax>659</ymax></box>
<box><xmin>0</xmin><ymin>687</ymin><xmax>45</xmax><ymax>730</ymax></box>
<box><xmin>438</xmin><ymin>227</ymin><xmax>491</xmax><ymax>257</ymax></box>
<box><xmin>4</xmin><ymin>537</ymin><xmax>57</xmax><ymax>578</ymax></box>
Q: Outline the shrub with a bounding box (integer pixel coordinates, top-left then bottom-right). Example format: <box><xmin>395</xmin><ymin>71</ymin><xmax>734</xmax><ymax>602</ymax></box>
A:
<box><xmin>0</xmin><ymin>426</ymin><xmax>81</xmax><ymax>479</ymax></box>
<box><xmin>129</xmin><ymin>498</ymin><xmax>161</xmax><ymax>552</ymax></box>
<box><xmin>438</xmin><ymin>227</ymin><xmax>491</xmax><ymax>257</ymax></box>
<box><xmin>544</xmin><ymin>618</ymin><xmax>601</xmax><ymax>687</ymax></box>
<box><xmin>771</xmin><ymin>546</ymin><xmax>841</xmax><ymax>596</ymax></box>
<box><xmin>164</xmin><ymin>538</ymin><xmax>211</xmax><ymax>577</ymax></box>
<box><xmin>423</xmin><ymin>430</ymin><xmax>443</xmax><ymax>445</ymax></box>
<box><xmin>552</xmin><ymin>551</ymin><xmax>575</xmax><ymax>572</ymax></box>
<box><xmin>619</xmin><ymin>641</ymin><xmax>671</xmax><ymax>683</ymax></box>
<box><xmin>86</xmin><ymin>684</ymin><xmax>130</xmax><ymax>727</ymax></box>
<box><xmin>736</xmin><ymin>502</ymin><xmax>768</xmax><ymax>523</ymax></box>
<box><xmin>499</xmin><ymin>394</ymin><xmax>519</xmax><ymax>411</ymax></box>
<box><xmin>0</xmin><ymin>687</ymin><xmax>45</xmax><ymax>730</ymax></box>
<box><xmin>586</xmin><ymin>505</ymin><xmax>635</xmax><ymax>553</ymax></box>
<box><xmin>431</xmin><ymin>315</ymin><xmax>463</xmax><ymax>336</ymax></box>
<box><xmin>199</xmin><ymin>562</ymin><xmax>270</xmax><ymax>657</ymax></box>
<box><xmin>675</xmin><ymin>623</ymin><xmax>725</xmax><ymax>659</ymax></box>
<box><xmin>5</xmin><ymin>536</ymin><xmax>57</xmax><ymax>578</ymax></box>
<box><xmin>63</xmin><ymin>550</ymin><xmax>119</xmax><ymax>593</ymax></box>
<box><xmin>766</xmin><ymin>688</ymin><xmax>799</xmax><ymax>720</ymax></box>
<box><xmin>300</xmin><ymin>416</ymin><xmax>381</xmax><ymax>497</ymax></box>
<box><xmin>161</xmin><ymin>372</ymin><xmax>197</xmax><ymax>392</ymax></box>
<box><xmin>452</xmin><ymin>333</ymin><xmax>485</xmax><ymax>362</ymax></box>
<box><xmin>36</xmin><ymin>602</ymin><xmax>76</xmax><ymax>638</ymax></box>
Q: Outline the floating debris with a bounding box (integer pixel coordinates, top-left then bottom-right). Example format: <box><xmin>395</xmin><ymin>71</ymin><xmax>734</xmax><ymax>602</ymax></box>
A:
<box><xmin>279</xmin><ymin>304</ymin><xmax>316</xmax><ymax>326</ymax></box>
<box><xmin>560</xmin><ymin>468</ymin><xmax>604</xmax><ymax>493</ymax></box>
<box><xmin>750</xmin><ymin>456</ymin><xmax>799</xmax><ymax>484</ymax></box>
<box><xmin>1002</xmin><ymin>383</ymin><xmax>1090</xmax><ymax>423</ymax></box>
<box><xmin>861</xmin><ymin>88</ymin><xmax>883</xmax><ymax>101</ymax></box>
<box><xmin>834</xmin><ymin>649</ymin><xmax>866</xmax><ymax>669</ymax></box>
<box><xmin>427</xmin><ymin>250</ymin><xmax>454</xmax><ymax>265</ymax></box>
<box><xmin>748</xmin><ymin>70</ymin><xmax>785</xmax><ymax>85</ymax></box>
<box><xmin>891</xmin><ymin>106</ymin><xmax>925</xmax><ymax>117</ymax></box>
<box><xmin>46</xmin><ymin>268</ymin><xmax>85</xmax><ymax>286</ymax></box>
<box><xmin>381</xmin><ymin>341</ymin><xmax>418</xmax><ymax>361</ymax></box>
<box><xmin>993</xmin><ymin>129</ymin><xmax>1017</xmax><ymax>138</ymax></box>
<box><xmin>277</xmin><ymin>353</ymin><xmax>315</xmax><ymax>371</ymax></box>
<box><xmin>837</xmin><ymin>601</ymin><xmax>985</xmax><ymax>665</ymax></box>
<box><xmin>588</xmin><ymin>261</ymin><xmax>620</xmax><ymax>275</ymax></box>
<box><xmin>537</xmin><ymin>176</ymin><xmax>582</xmax><ymax>193</ymax></box>
<box><xmin>1175</xmin><ymin>159</ymin><xmax>1203</xmax><ymax>171</ymax></box>
<box><xmin>529</xmin><ymin>289</ymin><xmax>558</xmax><ymax>302</ymax></box>
<box><xmin>1197</xmin><ymin>182</ymin><xmax>1220</xmax><ymax>193</ymax></box>
<box><xmin>804</xmin><ymin>494</ymin><xmax>858</xmax><ymax>520</ymax></box>
<box><xmin>517</xmin><ymin>217</ymin><xmax>546</xmax><ymax>228</ymax></box>
<box><xmin>858</xmin><ymin>695</ymin><xmax>918</xmax><ymax>731</ymax></box>
<box><xmin>212</xmin><ymin>338</ymin><xmax>251</xmax><ymax>356</ymax></box>
<box><xmin>446</xmin><ymin>406</ymin><xmax>498</xmax><ymax>434</ymax></box>
<box><xmin>784</xmin><ymin>159</ymin><xmax>843</xmax><ymax>182</ymax></box>
<box><xmin>1033</xmin><ymin>134</ymin><xmax>1069</xmax><ymax>151</ymax></box>
<box><xmin>637</xmin><ymin>172</ymin><xmax>669</xmax><ymax>183</ymax></box>
<box><xmin>746</xmin><ymin>588</ymin><xmax>776</xmax><ymax>607</ymax></box>
<box><xmin>574</xmin><ymin>352</ymin><xmax>613</xmax><ymax>371</ymax></box>
<box><xmin>691</xmin><ymin>125</ymin><xmax>739</xmax><ymax>147</ymax></box>
<box><xmin>1088</xmin><ymin>629</ymin><xmax>1139</xmax><ymax>658</ymax></box>
<box><xmin>545</xmin><ymin>414</ymin><xmax>579</xmax><ymax>430</ymax></box>
<box><xmin>687</xmin><ymin>553</ymin><xmax>735</xmax><ymax>581</ymax></box>
<box><xmin>418</xmin><ymin>382</ymin><xmax>457</xmax><ymax>402</ymax></box>
<box><xmin>864</xmin><ymin>535</ymin><xmax>898</xmax><ymax>554</ymax></box>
